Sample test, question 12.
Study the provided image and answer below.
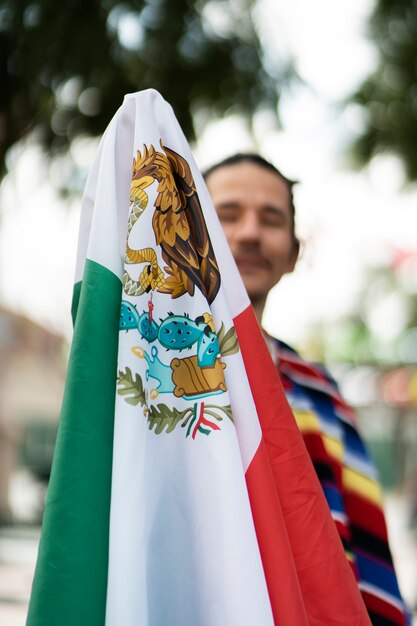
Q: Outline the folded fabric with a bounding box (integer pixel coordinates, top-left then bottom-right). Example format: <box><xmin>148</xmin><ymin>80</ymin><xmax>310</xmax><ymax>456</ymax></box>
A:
<box><xmin>27</xmin><ymin>89</ymin><xmax>371</xmax><ymax>626</ymax></box>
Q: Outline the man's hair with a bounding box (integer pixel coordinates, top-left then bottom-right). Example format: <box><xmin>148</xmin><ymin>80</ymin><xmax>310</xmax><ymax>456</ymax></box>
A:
<box><xmin>203</xmin><ymin>153</ymin><xmax>299</xmax><ymax>249</ymax></box>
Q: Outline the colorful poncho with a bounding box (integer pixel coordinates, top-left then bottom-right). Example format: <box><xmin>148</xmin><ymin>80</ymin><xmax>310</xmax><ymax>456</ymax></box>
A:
<box><xmin>27</xmin><ymin>89</ymin><xmax>371</xmax><ymax>626</ymax></box>
<box><xmin>271</xmin><ymin>337</ymin><xmax>410</xmax><ymax>626</ymax></box>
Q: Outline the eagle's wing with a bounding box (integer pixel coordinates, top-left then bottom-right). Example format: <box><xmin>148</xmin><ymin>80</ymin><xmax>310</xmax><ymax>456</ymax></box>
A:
<box><xmin>155</xmin><ymin>145</ymin><xmax>221</xmax><ymax>305</ymax></box>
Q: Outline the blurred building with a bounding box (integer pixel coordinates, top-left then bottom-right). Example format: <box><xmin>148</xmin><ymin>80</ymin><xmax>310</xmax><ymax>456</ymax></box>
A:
<box><xmin>0</xmin><ymin>307</ymin><xmax>66</xmax><ymax>523</ymax></box>
<box><xmin>332</xmin><ymin>362</ymin><xmax>417</xmax><ymax>491</ymax></box>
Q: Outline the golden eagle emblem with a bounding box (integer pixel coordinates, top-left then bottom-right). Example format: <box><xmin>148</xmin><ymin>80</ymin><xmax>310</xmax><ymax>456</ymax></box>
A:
<box><xmin>124</xmin><ymin>142</ymin><xmax>221</xmax><ymax>304</ymax></box>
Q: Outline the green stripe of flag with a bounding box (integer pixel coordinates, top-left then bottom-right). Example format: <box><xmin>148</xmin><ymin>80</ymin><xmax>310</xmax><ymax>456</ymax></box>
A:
<box><xmin>71</xmin><ymin>277</ymin><xmax>82</xmax><ymax>325</ymax></box>
<box><xmin>27</xmin><ymin>260</ymin><xmax>122</xmax><ymax>626</ymax></box>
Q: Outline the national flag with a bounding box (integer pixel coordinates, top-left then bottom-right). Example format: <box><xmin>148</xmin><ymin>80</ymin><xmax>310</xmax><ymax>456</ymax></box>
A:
<box><xmin>27</xmin><ymin>89</ymin><xmax>371</xmax><ymax>626</ymax></box>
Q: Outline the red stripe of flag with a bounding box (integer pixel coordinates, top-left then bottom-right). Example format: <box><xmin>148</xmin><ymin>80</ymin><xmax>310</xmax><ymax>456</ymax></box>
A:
<box><xmin>234</xmin><ymin>305</ymin><xmax>371</xmax><ymax>625</ymax></box>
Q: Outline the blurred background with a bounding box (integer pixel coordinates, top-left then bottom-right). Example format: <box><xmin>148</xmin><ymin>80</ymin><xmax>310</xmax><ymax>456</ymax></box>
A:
<box><xmin>0</xmin><ymin>0</ymin><xmax>416</xmax><ymax>623</ymax></box>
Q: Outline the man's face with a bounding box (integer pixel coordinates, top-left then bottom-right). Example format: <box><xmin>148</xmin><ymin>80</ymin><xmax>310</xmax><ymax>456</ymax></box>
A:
<box><xmin>206</xmin><ymin>162</ymin><xmax>298</xmax><ymax>302</ymax></box>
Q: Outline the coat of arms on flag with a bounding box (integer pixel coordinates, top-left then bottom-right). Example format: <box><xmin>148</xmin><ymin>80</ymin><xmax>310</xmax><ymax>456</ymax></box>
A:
<box><xmin>117</xmin><ymin>142</ymin><xmax>239</xmax><ymax>440</ymax></box>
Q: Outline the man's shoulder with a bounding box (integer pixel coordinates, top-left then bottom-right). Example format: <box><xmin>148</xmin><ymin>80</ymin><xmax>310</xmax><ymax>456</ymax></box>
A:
<box><xmin>269</xmin><ymin>335</ymin><xmax>342</xmax><ymax>397</ymax></box>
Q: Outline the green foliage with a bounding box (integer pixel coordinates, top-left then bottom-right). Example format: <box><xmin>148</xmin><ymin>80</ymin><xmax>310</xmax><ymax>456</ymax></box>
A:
<box><xmin>320</xmin><ymin>260</ymin><xmax>417</xmax><ymax>364</ymax></box>
<box><xmin>204</xmin><ymin>403</ymin><xmax>233</xmax><ymax>422</ymax></box>
<box><xmin>217</xmin><ymin>322</ymin><xmax>239</xmax><ymax>356</ymax></box>
<box><xmin>147</xmin><ymin>403</ymin><xmax>190</xmax><ymax>434</ymax></box>
<box><xmin>117</xmin><ymin>366</ymin><xmax>145</xmax><ymax>405</ymax></box>
<box><xmin>348</xmin><ymin>0</ymin><xmax>417</xmax><ymax>181</ymax></box>
<box><xmin>0</xmin><ymin>0</ymin><xmax>293</xmax><ymax>178</ymax></box>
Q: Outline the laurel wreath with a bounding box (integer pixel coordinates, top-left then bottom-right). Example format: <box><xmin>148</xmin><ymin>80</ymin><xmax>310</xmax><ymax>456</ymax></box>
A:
<box><xmin>117</xmin><ymin>367</ymin><xmax>233</xmax><ymax>434</ymax></box>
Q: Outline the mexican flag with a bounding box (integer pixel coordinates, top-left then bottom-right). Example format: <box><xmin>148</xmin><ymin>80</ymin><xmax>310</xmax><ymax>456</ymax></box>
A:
<box><xmin>27</xmin><ymin>89</ymin><xmax>370</xmax><ymax>626</ymax></box>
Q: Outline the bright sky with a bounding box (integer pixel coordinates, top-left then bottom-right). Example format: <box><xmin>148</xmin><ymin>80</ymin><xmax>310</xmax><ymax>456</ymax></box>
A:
<box><xmin>196</xmin><ymin>0</ymin><xmax>417</xmax><ymax>347</ymax></box>
<box><xmin>1</xmin><ymin>0</ymin><xmax>416</xmax><ymax>346</ymax></box>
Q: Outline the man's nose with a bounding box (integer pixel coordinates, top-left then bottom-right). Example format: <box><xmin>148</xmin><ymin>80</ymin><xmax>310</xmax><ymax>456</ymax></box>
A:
<box><xmin>234</xmin><ymin>209</ymin><xmax>261</xmax><ymax>243</ymax></box>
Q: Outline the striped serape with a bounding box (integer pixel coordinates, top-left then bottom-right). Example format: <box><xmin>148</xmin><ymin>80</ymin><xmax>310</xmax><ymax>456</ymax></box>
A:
<box><xmin>271</xmin><ymin>337</ymin><xmax>410</xmax><ymax>626</ymax></box>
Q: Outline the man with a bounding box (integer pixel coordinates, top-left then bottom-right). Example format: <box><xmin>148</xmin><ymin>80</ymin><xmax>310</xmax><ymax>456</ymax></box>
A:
<box><xmin>205</xmin><ymin>153</ymin><xmax>409</xmax><ymax>626</ymax></box>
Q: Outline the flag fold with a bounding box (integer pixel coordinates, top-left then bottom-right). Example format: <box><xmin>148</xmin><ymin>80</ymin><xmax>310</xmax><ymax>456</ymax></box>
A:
<box><xmin>27</xmin><ymin>89</ymin><xmax>371</xmax><ymax>626</ymax></box>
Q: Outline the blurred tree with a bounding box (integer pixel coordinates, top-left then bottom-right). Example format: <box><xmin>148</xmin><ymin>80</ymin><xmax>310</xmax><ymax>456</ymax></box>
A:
<box><xmin>322</xmin><ymin>250</ymin><xmax>417</xmax><ymax>364</ymax></box>
<box><xmin>348</xmin><ymin>0</ymin><xmax>417</xmax><ymax>182</ymax></box>
<box><xmin>0</xmin><ymin>0</ymin><xmax>294</xmax><ymax>179</ymax></box>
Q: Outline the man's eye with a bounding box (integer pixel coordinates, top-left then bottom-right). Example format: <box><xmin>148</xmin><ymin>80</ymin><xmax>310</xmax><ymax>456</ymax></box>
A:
<box><xmin>261</xmin><ymin>210</ymin><xmax>287</xmax><ymax>227</ymax></box>
<box><xmin>218</xmin><ymin>212</ymin><xmax>238</xmax><ymax>222</ymax></box>
<box><xmin>262</xmin><ymin>216</ymin><xmax>285</xmax><ymax>227</ymax></box>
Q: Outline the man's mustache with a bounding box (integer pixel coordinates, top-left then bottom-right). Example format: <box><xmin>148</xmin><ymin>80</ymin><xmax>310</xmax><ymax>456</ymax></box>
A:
<box><xmin>234</xmin><ymin>247</ymin><xmax>271</xmax><ymax>269</ymax></box>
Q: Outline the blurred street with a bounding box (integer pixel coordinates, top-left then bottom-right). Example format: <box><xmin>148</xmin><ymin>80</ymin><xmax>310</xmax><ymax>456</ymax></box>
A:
<box><xmin>0</xmin><ymin>526</ymin><xmax>39</xmax><ymax>626</ymax></box>
<box><xmin>384</xmin><ymin>494</ymin><xmax>417</xmax><ymax>624</ymax></box>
